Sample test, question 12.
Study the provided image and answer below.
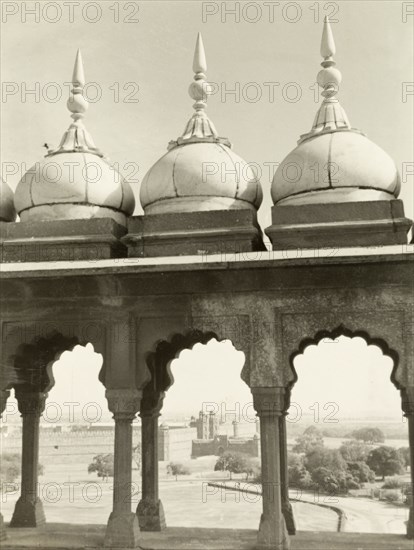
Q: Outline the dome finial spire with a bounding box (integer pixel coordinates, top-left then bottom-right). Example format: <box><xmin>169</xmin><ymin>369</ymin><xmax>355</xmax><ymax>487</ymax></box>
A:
<box><xmin>47</xmin><ymin>49</ymin><xmax>103</xmax><ymax>157</ymax></box>
<box><xmin>299</xmin><ymin>17</ymin><xmax>351</xmax><ymax>143</ymax></box>
<box><xmin>67</xmin><ymin>49</ymin><xmax>88</xmax><ymax>122</ymax></box>
<box><xmin>321</xmin><ymin>15</ymin><xmax>336</xmax><ymax>59</ymax></box>
<box><xmin>168</xmin><ymin>33</ymin><xmax>231</xmax><ymax>149</ymax></box>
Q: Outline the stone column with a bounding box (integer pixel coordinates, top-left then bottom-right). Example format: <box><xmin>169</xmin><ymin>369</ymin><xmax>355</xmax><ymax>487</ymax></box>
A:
<box><xmin>104</xmin><ymin>389</ymin><xmax>142</xmax><ymax>549</ymax></box>
<box><xmin>0</xmin><ymin>390</ymin><xmax>10</xmax><ymax>540</ymax></box>
<box><xmin>402</xmin><ymin>387</ymin><xmax>414</xmax><ymax>539</ymax></box>
<box><xmin>252</xmin><ymin>387</ymin><xmax>289</xmax><ymax>550</ymax></box>
<box><xmin>279</xmin><ymin>412</ymin><xmax>296</xmax><ymax>535</ymax></box>
<box><xmin>10</xmin><ymin>391</ymin><xmax>46</xmax><ymax>528</ymax></box>
<box><xmin>136</xmin><ymin>406</ymin><xmax>166</xmax><ymax>531</ymax></box>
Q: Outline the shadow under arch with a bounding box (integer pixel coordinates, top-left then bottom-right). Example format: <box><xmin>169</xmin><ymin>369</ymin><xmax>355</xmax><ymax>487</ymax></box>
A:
<box><xmin>288</xmin><ymin>324</ymin><xmax>401</xmax><ymax>396</ymax></box>
<box><xmin>8</xmin><ymin>330</ymin><xmax>106</xmax><ymax>394</ymax></box>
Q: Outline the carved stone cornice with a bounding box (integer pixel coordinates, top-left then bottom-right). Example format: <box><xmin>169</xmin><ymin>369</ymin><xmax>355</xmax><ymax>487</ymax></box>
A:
<box><xmin>105</xmin><ymin>389</ymin><xmax>141</xmax><ymax>420</ymax></box>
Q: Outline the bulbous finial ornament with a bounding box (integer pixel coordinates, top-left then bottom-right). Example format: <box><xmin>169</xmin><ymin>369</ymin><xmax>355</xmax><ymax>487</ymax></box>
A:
<box><xmin>47</xmin><ymin>49</ymin><xmax>102</xmax><ymax>157</ymax></box>
<box><xmin>189</xmin><ymin>33</ymin><xmax>209</xmax><ymax>107</ymax></box>
<box><xmin>299</xmin><ymin>16</ymin><xmax>351</xmax><ymax>142</ymax></box>
<box><xmin>168</xmin><ymin>33</ymin><xmax>230</xmax><ymax>149</ymax></box>
<box><xmin>317</xmin><ymin>17</ymin><xmax>342</xmax><ymax>99</ymax></box>
<box><xmin>67</xmin><ymin>49</ymin><xmax>88</xmax><ymax>121</ymax></box>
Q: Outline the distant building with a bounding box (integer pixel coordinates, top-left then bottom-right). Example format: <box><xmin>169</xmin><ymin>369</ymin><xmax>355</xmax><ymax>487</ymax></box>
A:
<box><xmin>190</xmin><ymin>411</ymin><xmax>260</xmax><ymax>458</ymax></box>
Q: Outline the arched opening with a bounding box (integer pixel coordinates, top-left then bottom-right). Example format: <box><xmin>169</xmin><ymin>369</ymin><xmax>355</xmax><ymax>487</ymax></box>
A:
<box><xmin>1</xmin><ymin>337</ymin><xmax>111</xmax><ymax>528</ymax></box>
<box><xmin>140</xmin><ymin>331</ymin><xmax>263</xmax><ymax>531</ymax></box>
<box><xmin>287</xmin><ymin>332</ymin><xmax>409</xmax><ymax>535</ymax></box>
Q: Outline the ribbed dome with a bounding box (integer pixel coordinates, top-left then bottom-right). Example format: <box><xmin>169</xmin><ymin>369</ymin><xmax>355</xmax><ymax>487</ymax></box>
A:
<box><xmin>15</xmin><ymin>153</ymin><xmax>135</xmax><ymax>224</ymax></box>
<box><xmin>272</xmin><ymin>17</ymin><xmax>400</xmax><ymax>207</ymax></box>
<box><xmin>140</xmin><ymin>33</ymin><xmax>262</xmax><ymax>216</ymax></box>
<box><xmin>140</xmin><ymin>142</ymin><xmax>262</xmax><ymax>214</ymax></box>
<box><xmin>272</xmin><ymin>130</ymin><xmax>400</xmax><ymax>206</ymax></box>
<box><xmin>0</xmin><ymin>178</ymin><xmax>17</xmax><ymax>222</ymax></box>
<box><xmin>14</xmin><ymin>50</ymin><xmax>135</xmax><ymax>226</ymax></box>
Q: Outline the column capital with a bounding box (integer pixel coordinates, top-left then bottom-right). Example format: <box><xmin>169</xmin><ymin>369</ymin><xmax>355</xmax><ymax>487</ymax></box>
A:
<box><xmin>14</xmin><ymin>390</ymin><xmax>47</xmax><ymax>415</ymax></box>
<box><xmin>401</xmin><ymin>387</ymin><xmax>414</xmax><ymax>416</ymax></box>
<box><xmin>251</xmin><ymin>387</ymin><xmax>286</xmax><ymax>417</ymax></box>
<box><xmin>105</xmin><ymin>389</ymin><xmax>141</xmax><ymax>420</ymax></box>
<box><xmin>140</xmin><ymin>391</ymin><xmax>165</xmax><ymax>418</ymax></box>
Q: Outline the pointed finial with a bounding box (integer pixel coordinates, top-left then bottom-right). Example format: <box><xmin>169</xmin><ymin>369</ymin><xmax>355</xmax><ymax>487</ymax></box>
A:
<box><xmin>169</xmin><ymin>33</ymin><xmax>230</xmax><ymax>149</ymax></box>
<box><xmin>193</xmin><ymin>32</ymin><xmax>207</xmax><ymax>74</ymax></box>
<box><xmin>47</xmin><ymin>50</ymin><xmax>102</xmax><ymax>157</ymax></box>
<box><xmin>188</xmin><ymin>33</ymin><xmax>212</xmax><ymax>117</ymax></box>
<box><xmin>298</xmin><ymin>18</ymin><xmax>351</xmax><ymax>143</ymax></box>
<box><xmin>320</xmin><ymin>16</ymin><xmax>336</xmax><ymax>59</ymax></box>
<box><xmin>67</xmin><ymin>48</ymin><xmax>88</xmax><ymax>122</ymax></box>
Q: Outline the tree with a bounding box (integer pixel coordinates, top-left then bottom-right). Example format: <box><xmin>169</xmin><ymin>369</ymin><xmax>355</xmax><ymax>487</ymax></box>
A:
<box><xmin>398</xmin><ymin>447</ymin><xmax>410</xmax><ymax>470</ymax></box>
<box><xmin>132</xmin><ymin>443</ymin><xmax>141</xmax><ymax>471</ymax></box>
<box><xmin>0</xmin><ymin>453</ymin><xmax>20</xmax><ymax>485</ymax></box>
<box><xmin>88</xmin><ymin>454</ymin><xmax>114</xmax><ymax>481</ymax></box>
<box><xmin>167</xmin><ymin>462</ymin><xmax>190</xmax><ymax>481</ymax></box>
<box><xmin>0</xmin><ymin>453</ymin><xmax>43</xmax><ymax>486</ymax></box>
<box><xmin>311</xmin><ymin>467</ymin><xmax>357</xmax><ymax>495</ymax></box>
<box><xmin>293</xmin><ymin>426</ymin><xmax>324</xmax><ymax>455</ymax></box>
<box><xmin>351</xmin><ymin>427</ymin><xmax>385</xmax><ymax>444</ymax></box>
<box><xmin>305</xmin><ymin>447</ymin><xmax>347</xmax><ymax>476</ymax></box>
<box><xmin>339</xmin><ymin>440</ymin><xmax>371</xmax><ymax>463</ymax></box>
<box><xmin>367</xmin><ymin>446</ymin><xmax>404</xmax><ymax>481</ymax></box>
<box><xmin>347</xmin><ymin>461</ymin><xmax>376</xmax><ymax>484</ymax></box>
<box><xmin>214</xmin><ymin>452</ymin><xmax>252</xmax><ymax>480</ymax></box>
<box><xmin>288</xmin><ymin>453</ymin><xmax>313</xmax><ymax>489</ymax></box>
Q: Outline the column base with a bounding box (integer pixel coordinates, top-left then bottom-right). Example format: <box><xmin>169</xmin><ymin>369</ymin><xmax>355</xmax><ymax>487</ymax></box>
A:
<box><xmin>407</xmin><ymin>506</ymin><xmax>414</xmax><ymax>539</ymax></box>
<box><xmin>104</xmin><ymin>511</ymin><xmax>142</xmax><ymax>548</ymax></box>
<box><xmin>9</xmin><ymin>497</ymin><xmax>45</xmax><ymax>528</ymax></box>
<box><xmin>256</xmin><ymin>513</ymin><xmax>290</xmax><ymax>550</ymax></box>
<box><xmin>282</xmin><ymin>501</ymin><xmax>296</xmax><ymax>535</ymax></box>
<box><xmin>137</xmin><ymin>498</ymin><xmax>166</xmax><ymax>531</ymax></box>
<box><xmin>0</xmin><ymin>513</ymin><xmax>7</xmax><ymax>541</ymax></box>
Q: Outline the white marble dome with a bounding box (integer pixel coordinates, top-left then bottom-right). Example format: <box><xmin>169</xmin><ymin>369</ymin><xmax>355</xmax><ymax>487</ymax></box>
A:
<box><xmin>272</xmin><ymin>130</ymin><xmax>400</xmax><ymax>206</ymax></box>
<box><xmin>140</xmin><ymin>142</ymin><xmax>262</xmax><ymax>215</ymax></box>
<box><xmin>0</xmin><ymin>178</ymin><xmax>17</xmax><ymax>222</ymax></box>
<box><xmin>14</xmin><ymin>152</ymin><xmax>135</xmax><ymax>226</ymax></box>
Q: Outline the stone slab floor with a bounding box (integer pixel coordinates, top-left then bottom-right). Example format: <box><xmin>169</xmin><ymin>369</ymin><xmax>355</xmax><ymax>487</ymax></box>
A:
<box><xmin>1</xmin><ymin>524</ymin><xmax>414</xmax><ymax>550</ymax></box>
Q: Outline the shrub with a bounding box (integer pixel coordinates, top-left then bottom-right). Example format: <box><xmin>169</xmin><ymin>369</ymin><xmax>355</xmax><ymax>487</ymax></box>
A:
<box><xmin>382</xmin><ymin>477</ymin><xmax>403</xmax><ymax>489</ymax></box>
<box><xmin>382</xmin><ymin>489</ymin><xmax>401</xmax><ymax>503</ymax></box>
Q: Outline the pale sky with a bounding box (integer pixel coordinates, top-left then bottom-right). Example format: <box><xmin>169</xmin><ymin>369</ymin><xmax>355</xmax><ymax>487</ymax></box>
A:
<box><xmin>1</xmin><ymin>2</ymin><xmax>411</xmax><ymax>424</ymax></box>
<box><xmin>3</xmin><ymin>336</ymin><xmax>402</xmax><ymax>425</ymax></box>
<box><xmin>1</xmin><ymin>1</ymin><xmax>413</xmax><ymax>232</ymax></box>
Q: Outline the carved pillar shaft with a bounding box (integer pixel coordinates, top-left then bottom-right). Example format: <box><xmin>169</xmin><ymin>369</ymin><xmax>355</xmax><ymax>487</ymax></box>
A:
<box><xmin>141</xmin><ymin>414</ymin><xmax>159</xmax><ymax>501</ymax></box>
<box><xmin>113</xmin><ymin>415</ymin><xmax>134</xmax><ymax>515</ymax></box>
<box><xmin>10</xmin><ymin>391</ymin><xmax>46</xmax><ymax>528</ymax></box>
<box><xmin>403</xmin><ymin>387</ymin><xmax>414</xmax><ymax>539</ymax></box>
<box><xmin>137</xmin><ymin>411</ymin><xmax>166</xmax><ymax>531</ymax></box>
<box><xmin>253</xmin><ymin>387</ymin><xmax>289</xmax><ymax>550</ymax></box>
<box><xmin>104</xmin><ymin>389</ymin><xmax>141</xmax><ymax>549</ymax></box>
<box><xmin>279</xmin><ymin>413</ymin><xmax>296</xmax><ymax>535</ymax></box>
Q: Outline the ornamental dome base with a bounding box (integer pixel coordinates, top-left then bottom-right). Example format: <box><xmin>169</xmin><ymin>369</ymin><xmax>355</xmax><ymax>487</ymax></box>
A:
<box><xmin>144</xmin><ymin>196</ymin><xmax>258</xmax><ymax>216</ymax></box>
<box><xmin>19</xmin><ymin>204</ymin><xmax>127</xmax><ymax>227</ymax></box>
<box><xmin>265</xmin><ymin>199</ymin><xmax>412</xmax><ymax>250</ymax></box>
<box><xmin>275</xmin><ymin>188</ymin><xmax>394</xmax><ymax>206</ymax></box>
<box><xmin>123</xmin><ymin>209</ymin><xmax>266</xmax><ymax>257</ymax></box>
